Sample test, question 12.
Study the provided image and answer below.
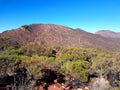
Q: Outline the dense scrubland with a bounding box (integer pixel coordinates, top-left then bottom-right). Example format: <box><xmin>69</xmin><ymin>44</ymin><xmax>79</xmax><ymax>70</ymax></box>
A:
<box><xmin>0</xmin><ymin>41</ymin><xmax>120</xmax><ymax>90</ymax></box>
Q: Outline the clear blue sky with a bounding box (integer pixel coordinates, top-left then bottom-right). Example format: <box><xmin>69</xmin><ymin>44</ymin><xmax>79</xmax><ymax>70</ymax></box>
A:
<box><xmin>0</xmin><ymin>0</ymin><xmax>120</xmax><ymax>33</ymax></box>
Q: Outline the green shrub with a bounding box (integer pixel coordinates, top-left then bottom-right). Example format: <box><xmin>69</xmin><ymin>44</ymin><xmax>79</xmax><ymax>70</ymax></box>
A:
<box><xmin>60</xmin><ymin>60</ymin><xmax>90</xmax><ymax>82</ymax></box>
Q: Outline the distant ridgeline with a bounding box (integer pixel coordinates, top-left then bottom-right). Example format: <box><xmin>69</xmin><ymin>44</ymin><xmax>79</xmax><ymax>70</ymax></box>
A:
<box><xmin>0</xmin><ymin>24</ymin><xmax>120</xmax><ymax>52</ymax></box>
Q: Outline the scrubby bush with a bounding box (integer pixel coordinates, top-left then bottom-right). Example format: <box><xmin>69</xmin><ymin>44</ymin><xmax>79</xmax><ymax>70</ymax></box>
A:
<box><xmin>60</xmin><ymin>60</ymin><xmax>90</xmax><ymax>82</ymax></box>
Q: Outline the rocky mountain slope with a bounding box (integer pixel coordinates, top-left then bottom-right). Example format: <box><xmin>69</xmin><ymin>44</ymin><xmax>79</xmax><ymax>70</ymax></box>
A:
<box><xmin>95</xmin><ymin>30</ymin><xmax>120</xmax><ymax>41</ymax></box>
<box><xmin>1</xmin><ymin>24</ymin><xmax>120</xmax><ymax>52</ymax></box>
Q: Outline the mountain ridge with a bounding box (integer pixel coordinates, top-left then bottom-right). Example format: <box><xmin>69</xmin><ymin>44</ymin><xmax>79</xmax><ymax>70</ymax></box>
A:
<box><xmin>1</xmin><ymin>24</ymin><xmax>120</xmax><ymax>52</ymax></box>
<box><xmin>95</xmin><ymin>30</ymin><xmax>120</xmax><ymax>41</ymax></box>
